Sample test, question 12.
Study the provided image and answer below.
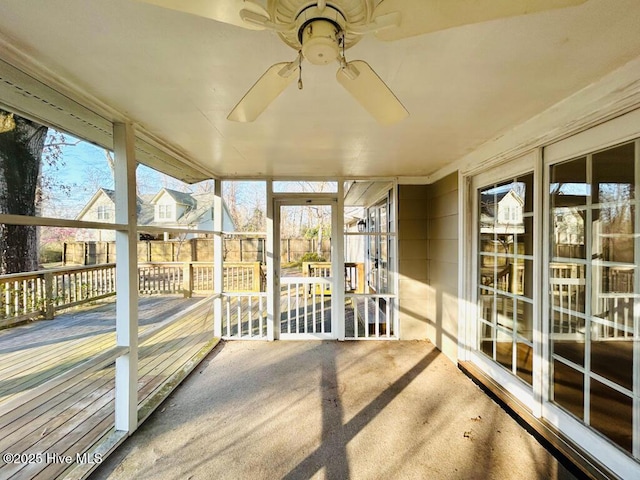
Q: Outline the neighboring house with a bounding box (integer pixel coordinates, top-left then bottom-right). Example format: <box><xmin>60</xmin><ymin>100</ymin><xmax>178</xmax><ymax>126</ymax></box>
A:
<box><xmin>75</xmin><ymin>187</ymin><xmax>234</xmax><ymax>241</ymax></box>
<box><xmin>479</xmin><ymin>188</ymin><xmax>524</xmax><ymax>235</ymax></box>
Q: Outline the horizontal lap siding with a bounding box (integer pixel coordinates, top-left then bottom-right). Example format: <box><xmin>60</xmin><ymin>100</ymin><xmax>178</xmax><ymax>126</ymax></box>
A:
<box><xmin>427</xmin><ymin>173</ymin><xmax>459</xmax><ymax>362</ymax></box>
<box><xmin>396</xmin><ymin>175</ymin><xmax>460</xmax><ymax>361</ymax></box>
<box><xmin>398</xmin><ymin>185</ymin><xmax>429</xmax><ymax>340</ymax></box>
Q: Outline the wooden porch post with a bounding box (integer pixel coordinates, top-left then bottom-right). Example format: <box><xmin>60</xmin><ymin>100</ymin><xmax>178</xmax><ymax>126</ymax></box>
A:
<box><xmin>113</xmin><ymin>122</ymin><xmax>139</xmax><ymax>434</ymax></box>
<box><xmin>183</xmin><ymin>262</ymin><xmax>193</xmax><ymax>298</ymax></box>
<box><xmin>43</xmin><ymin>272</ymin><xmax>55</xmax><ymax>320</ymax></box>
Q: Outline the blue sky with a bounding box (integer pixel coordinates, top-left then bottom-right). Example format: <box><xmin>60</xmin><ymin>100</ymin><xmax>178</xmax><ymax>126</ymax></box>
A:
<box><xmin>41</xmin><ymin>131</ymin><xmax>191</xmax><ymax>218</ymax></box>
<box><xmin>39</xmin><ymin>130</ymin><xmax>264</xmax><ymax>221</ymax></box>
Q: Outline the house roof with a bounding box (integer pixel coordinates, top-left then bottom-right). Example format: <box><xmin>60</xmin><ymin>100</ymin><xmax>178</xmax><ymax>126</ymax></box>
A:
<box><xmin>480</xmin><ymin>189</ymin><xmax>524</xmax><ymax>223</ymax></box>
<box><xmin>137</xmin><ymin>201</ymin><xmax>155</xmax><ymax>225</ymax></box>
<box><xmin>75</xmin><ymin>188</ymin><xmax>116</xmax><ymax>220</ymax></box>
<box><xmin>151</xmin><ymin>188</ymin><xmax>197</xmax><ymax>207</ymax></box>
<box><xmin>1</xmin><ymin>1</ymin><xmax>639</xmax><ymax>181</ymax></box>
<box><xmin>76</xmin><ymin>188</ymin><xmax>218</xmax><ymax>227</ymax></box>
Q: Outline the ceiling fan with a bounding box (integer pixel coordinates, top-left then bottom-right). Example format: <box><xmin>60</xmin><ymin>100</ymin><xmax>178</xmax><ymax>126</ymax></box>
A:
<box><xmin>135</xmin><ymin>0</ymin><xmax>587</xmax><ymax>125</ymax></box>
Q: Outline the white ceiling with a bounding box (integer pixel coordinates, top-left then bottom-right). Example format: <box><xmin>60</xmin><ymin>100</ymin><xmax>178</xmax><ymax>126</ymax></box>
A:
<box><xmin>0</xmin><ymin>0</ymin><xmax>639</xmax><ymax>180</ymax></box>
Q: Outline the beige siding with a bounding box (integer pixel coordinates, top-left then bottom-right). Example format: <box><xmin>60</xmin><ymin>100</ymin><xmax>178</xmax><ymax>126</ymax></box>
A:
<box><xmin>154</xmin><ymin>191</ymin><xmax>186</xmax><ymax>222</ymax></box>
<box><xmin>76</xmin><ymin>192</ymin><xmax>115</xmax><ymax>241</ymax></box>
<box><xmin>398</xmin><ymin>185</ymin><xmax>429</xmax><ymax>340</ymax></box>
<box><xmin>426</xmin><ymin>173</ymin><xmax>459</xmax><ymax>362</ymax></box>
<box><xmin>397</xmin><ymin>174</ymin><xmax>460</xmax><ymax>363</ymax></box>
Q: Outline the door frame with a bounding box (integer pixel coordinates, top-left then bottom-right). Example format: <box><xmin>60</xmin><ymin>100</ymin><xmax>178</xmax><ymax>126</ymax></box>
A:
<box><xmin>272</xmin><ymin>194</ymin><xmax>344</xmax><ymax>340</ymax></box>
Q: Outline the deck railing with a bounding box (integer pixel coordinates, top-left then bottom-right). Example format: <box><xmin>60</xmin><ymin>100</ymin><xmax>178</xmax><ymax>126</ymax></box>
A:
<box><xmin>550</xmin><ymin>263</ymin><xmax>635</xmax><ymax>340</ymax></box>
<box><xmin>221</xmin><ymin>292</ymin><xmax>268</xmax><ymax>338</ymax></box>
<box><xmin>0</xmin><ymin>261</ymin><xmax>264</xmax><ymax>328</ymax></box>
<box><xmin>0</xmin><ymin>264</ymin><xmax>117</xmax><ymax>328</ymax></box>
<box><xmin>280</xmin><ymin>277</ymin><xmax>332</xmax><ymax>336</ymax></box>
<box><xmin>303</xmin><ymin>261</ymin><xmax>365</xmax><ymax>293</ymax></box>
<box><xmin>345</xmin><ymin>293</ymin><xmax>396</xmax><ymax>339</ymax></box>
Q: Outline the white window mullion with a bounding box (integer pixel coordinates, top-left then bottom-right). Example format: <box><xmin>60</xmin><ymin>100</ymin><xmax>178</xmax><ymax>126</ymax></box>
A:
<box><xmin>533</xmin><ymin>147</ymin><xmax>545</xmax><ymax>417</ymax></box>
<box><xmin>491</xmin><ymin>186</ymin><xmax>498</xmax><ymax>362</ymax></box>
<box><xmin>634</xmin><ymin>139</ymin><xmax>640</xmax><ymax>459</ymax></box>
<box><xmin>583</xmin><ymin>154</ymin><xmax>593</xmax><ymax>426</ymax></box>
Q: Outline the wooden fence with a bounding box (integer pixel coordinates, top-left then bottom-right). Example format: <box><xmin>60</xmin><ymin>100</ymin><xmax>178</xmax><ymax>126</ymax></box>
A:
<box><xmin>0</xmin><ymin>262</ymin><xmax>264</xmax><ymax>329</ymax></box>
<box><xmin>63</xmin><ymin>238</ymin><xmax>330</xmax><ymax>265</ymax></box>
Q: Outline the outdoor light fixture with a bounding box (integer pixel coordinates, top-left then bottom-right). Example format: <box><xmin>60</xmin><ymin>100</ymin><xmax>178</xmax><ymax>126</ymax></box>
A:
<box><xmin>357</xmin><ymin>219</ymin><xmax>366</xmax><ymax>232</ymax></box>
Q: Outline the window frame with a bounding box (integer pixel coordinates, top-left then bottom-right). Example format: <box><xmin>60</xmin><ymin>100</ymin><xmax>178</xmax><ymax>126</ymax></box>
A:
<box><xmin>544</xmin><ymin>110</ymin><xmax>640</xmax><ymax>464</ymax></box>
<box><xmin>463</xmin><ymin>112</ymin><xmax>640</xmax><ymax>475</ymax></box>
<box><xmin>466</xmin><ymin>151</ymin><xmax>541</xmax><ymax>412</ymax></box>
<box><xmin>96</xmin><ymin>205</ymin><xmax>111</xmax><ymax>221</ymax></box>
<box><xmin>156</xmin><ymin>204</ymin><xmax>173</xmax><ymax>221</ymax></box>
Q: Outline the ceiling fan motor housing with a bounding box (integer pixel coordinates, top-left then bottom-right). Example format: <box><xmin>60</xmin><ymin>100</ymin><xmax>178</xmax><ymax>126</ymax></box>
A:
<box><xmin>301</xmin><ymin>20</ymin><xmax>340</xmax><ymax>65</ymax></box>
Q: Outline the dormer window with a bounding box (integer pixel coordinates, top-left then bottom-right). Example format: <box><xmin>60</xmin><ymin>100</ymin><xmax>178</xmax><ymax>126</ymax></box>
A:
<box><xmin>157</xmin><ymin>204</ymin><xmax>172</xmax><ymax>220</ymax></box>
<box><xmin>97</xmin><ymin>205</ymin><xmax>111</xmax><ymax>220</ymax></box>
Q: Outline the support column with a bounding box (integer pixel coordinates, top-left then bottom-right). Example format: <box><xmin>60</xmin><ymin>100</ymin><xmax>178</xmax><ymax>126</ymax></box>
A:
<box><xmin>335</xmin><ymin>184</ymin><xmax>345</xmax><ymax>340</ymax></box>
<box><xmin>113</xmin><ymin>122</ymin><xmax>138</xmax><ymax>434</ymax></box>
<box><xmin>213</xmin><ymin>180</ymin><xmax>223</xmax><ymax>337</ymax></box>
<box><xmin>266</xmin><ymin>180</ymin><xmax>276</xmax><ymax>340</ymax></box>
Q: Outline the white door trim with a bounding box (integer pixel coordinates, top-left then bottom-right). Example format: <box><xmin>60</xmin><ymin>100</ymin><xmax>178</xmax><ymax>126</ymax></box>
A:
<box><xmin>273</xmin><ymin>196</ymin><xmax>340</xmax><ymax>340</ymax></box>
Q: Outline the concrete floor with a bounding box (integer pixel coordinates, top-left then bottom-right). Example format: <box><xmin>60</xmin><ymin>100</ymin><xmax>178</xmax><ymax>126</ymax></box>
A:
<box><xmin>91</xmin><ymin>340</ymin><xmax>578</xmax><ymax>480</ymax></box>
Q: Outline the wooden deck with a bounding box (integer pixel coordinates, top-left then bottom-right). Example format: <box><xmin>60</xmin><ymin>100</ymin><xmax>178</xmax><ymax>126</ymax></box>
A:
<box><xmin>0</xmin><ymin>295</ymin><xmax>217</xmax><ymax>480</ymax></box>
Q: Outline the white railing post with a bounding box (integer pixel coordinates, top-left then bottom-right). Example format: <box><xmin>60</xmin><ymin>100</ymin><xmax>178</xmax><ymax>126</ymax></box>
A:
<box><xmin>113</xmin><ymin>122</ymin><xmax>138</xmax><ymax>434</ymax></box>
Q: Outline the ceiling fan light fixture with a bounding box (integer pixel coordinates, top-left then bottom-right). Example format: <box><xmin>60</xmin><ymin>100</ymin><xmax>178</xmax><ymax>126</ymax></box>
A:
<box><xmin>300</xmin><ymin>20</ymin><xmax>340</xmax><ymax>65</ymax></box>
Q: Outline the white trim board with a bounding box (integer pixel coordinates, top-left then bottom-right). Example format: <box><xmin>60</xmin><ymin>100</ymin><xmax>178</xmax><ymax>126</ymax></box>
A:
<box><xmin>544</xmin><ymin>106</ymin><xmax>640</xmax><ymax>164</ymax></box>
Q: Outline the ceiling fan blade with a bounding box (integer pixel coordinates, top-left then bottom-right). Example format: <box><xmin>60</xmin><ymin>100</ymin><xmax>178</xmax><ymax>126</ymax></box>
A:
<box><xmin>373</xmin><ymin>0</ymin><xmax>587</xmax><ymax>41</ymax></box>
<box><xmin>228</xmin><ymin>61</ymin><xmax>299</xmax><ymax>122</ymax></box>
<box><xmin>336</xmin><ymin>60</ymin><xmax>408</xmax><ymax>125</ymax></box>
<box><xmin>134</xmin><ymin>0</ymin><xmax>268</xmax><ymax>30</ymax></box>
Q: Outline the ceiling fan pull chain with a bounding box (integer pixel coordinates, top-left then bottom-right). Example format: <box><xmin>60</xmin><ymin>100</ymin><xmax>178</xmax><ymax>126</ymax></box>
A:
<box><xmin>298</xmin><ymin>51</ymin><xmax>304</xmax><ymax>90</ymax></box>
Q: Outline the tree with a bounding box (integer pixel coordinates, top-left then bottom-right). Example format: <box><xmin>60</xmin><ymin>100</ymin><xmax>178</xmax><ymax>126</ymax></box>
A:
<box><xmin>0</xmin><ymin>110</ymin><xmax>76</xmax><ymax>273</ymax></box>
<box><xmin>0</xmin><ymin>110</ymin><xmax>49</xmax><ymax>274</ymax></box>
